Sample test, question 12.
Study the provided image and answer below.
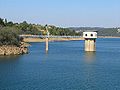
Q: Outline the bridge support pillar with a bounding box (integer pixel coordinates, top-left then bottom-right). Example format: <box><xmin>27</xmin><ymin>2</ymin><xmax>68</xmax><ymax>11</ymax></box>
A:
<box><xmin>45</xmin><ymin>37</ymin><xmax>49</xmax><ymax>53</ymax></box>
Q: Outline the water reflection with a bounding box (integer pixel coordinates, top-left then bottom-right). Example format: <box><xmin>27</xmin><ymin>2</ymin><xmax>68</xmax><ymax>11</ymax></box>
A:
<box><xmin>0</xmin><ymin>55</ymin><xmax>21</xmax><ymax>74</ymax></box>
<box><xmin>83</xmin><ymin>52</ymin><xmax>97</xmax><ymax>89</ymax></box>
<box><xmin>0</xmin><ymin>55</ymin><xmax>21</xmax><ymax>63</ymax></box>
<box><xmin>84</xmin><ymin>52</ymin><xmax>96</xmax><ymax>64</ymax></box>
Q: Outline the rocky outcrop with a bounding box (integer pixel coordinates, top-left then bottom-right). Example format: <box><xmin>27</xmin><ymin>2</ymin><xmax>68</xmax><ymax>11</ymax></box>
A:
<box><xmin>0</xmin><ymin>42</ymin><xmax>29</xmax><ymax>56</ymax></box>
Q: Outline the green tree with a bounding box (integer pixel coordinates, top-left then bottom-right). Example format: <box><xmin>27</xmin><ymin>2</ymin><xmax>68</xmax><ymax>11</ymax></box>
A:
<box><xmin>0</xmin><ymin>18</ymin><xmax>5</xmax><ymax>26</ymax></box>
<box><xmin>0</xmin><ymin>27</ymin><xmax>21</xmax><ymax>46</ymax></box>
<box><xmin>7</xmin><ymin>21</ymin><xmax>14</xmax><ymax>26</ymax></box>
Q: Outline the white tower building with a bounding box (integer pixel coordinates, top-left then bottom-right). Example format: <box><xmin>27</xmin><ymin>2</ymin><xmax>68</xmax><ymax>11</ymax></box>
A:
<box><xmin>83</xmin><ymin>31</ymin><xmax>97</xmax><ymax>51</ymax></box>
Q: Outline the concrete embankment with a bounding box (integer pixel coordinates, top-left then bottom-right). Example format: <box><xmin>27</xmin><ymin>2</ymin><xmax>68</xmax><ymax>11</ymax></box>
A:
<box><xmin>23</xmin><ymin>37</ymin><xmax>84</xmax><ymax>42</ymax></box>
<box><xmin>0</xmin><ymin>43</ymin><xmax>29</xmax><ymax>56</ymax></box>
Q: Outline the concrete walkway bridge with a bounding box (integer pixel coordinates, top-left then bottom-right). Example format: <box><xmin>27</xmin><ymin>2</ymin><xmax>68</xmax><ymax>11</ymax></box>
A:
<box><xmin>19</xmin><ymin>35</ymin><xmax>82</xmax><ymax>38</ymax></box>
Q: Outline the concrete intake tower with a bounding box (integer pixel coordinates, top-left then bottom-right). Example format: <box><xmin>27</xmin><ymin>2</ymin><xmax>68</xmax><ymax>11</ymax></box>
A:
<box><xmin>83</xmin><ymin>31</ymin><xmax>97</xmax><ymax>52</ymax></box>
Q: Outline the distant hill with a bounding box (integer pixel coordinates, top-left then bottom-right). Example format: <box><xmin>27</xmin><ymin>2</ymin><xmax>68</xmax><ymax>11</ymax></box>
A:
<box><xmin>1</xmin><ymin>18</ymin><xmax>120</xmax><ymax>37</ymax></box>
<box><xmin>68</xmin><ymin>27</ymin><xmax>120</xmax><ymax>36</ymax></box>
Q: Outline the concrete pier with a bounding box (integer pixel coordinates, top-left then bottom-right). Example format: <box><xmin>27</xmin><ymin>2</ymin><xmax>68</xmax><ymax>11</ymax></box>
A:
<box><xmin>83</xmin><ymin>31</ymin><xmax>97</xmax><ymax>52</ymax></box>
<box><xmin>85</xmin><ymin>39</ymin><xmax>96</xmax><ymax>51</ymax></box>
<box><xmin>45</xmin><ymin>37</ymin><xmax>49</xmax><ymax>53</ymax></box>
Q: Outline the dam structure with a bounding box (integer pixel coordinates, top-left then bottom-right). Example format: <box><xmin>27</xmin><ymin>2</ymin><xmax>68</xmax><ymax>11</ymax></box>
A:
<box><xmin>83</xmin><ymin>31</ymin><xmax>97</xmax><ymax>52</ymax></box>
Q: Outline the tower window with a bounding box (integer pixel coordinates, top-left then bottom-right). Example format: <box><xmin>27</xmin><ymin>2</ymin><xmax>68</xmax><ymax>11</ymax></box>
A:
<box><xmin>91</xmin><ymin>34</ymin><xmax>93</xmax><ymax>36</ymax></box>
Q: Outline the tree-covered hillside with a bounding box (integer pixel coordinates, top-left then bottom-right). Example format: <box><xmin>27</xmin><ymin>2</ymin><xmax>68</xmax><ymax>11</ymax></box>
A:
<box><xmin>0</xmin><ymin>18</ymin><xmax>80</xmax><ymax>45</ymax></box>
<box><xmin>0</xmin><ymin>18</ymin><xmax>120</xmax><ymax>46</ymax></box>
<box><xmin>68</xmin><ymin>27</ymin><xmax>120</xmax><ymax>36</ymax></box>
<box><xmin>0</xmin><ymin>18</ymin><xmax>79</xmax><ymax>36</ymax></box>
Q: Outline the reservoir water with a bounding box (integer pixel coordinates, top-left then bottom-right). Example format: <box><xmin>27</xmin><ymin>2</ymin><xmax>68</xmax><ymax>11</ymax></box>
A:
<box><xmin>0</xmin><ymin>38</ymin><xmax>120</xmax><ymax>90</ymax></box>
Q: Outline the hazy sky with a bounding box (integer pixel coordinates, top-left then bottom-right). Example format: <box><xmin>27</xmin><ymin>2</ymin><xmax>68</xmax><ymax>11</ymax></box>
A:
<box><xmin>0</xmin><ymin>0</ymin><xmax>119</xmax><ymax>27</ymax></box>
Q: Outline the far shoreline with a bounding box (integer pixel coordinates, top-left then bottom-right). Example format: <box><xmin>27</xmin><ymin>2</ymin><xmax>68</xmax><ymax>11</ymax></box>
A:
<box><xmin>23</xmin><ymin>37</ymin><xmax>84</xmax><ymax>42</ymax></box>
<box><xmin>98</xmin><ymin>36</ymin><xmax>120</xmax><ymax>38</ymax></box>
<box><xmin>23</xmin><ymin>36</ymin><xmax>120</xmax><ymax>42</ymax></box>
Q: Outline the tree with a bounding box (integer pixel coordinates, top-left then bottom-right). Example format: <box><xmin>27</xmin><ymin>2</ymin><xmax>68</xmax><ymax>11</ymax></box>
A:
<box><xmin>0</xmin><ymin>27</ymin><xmax>21</xmax><ymax>46</ymax></box>
<box><xmin>7</xmin><ymin>21</ymin><xmax>14</xmax><ymax>26</ymax></box>
<box><xmin>4</xmin><ymin>19</ymin><xmax>7</xmax><ymax>25</ymax></box>
<box><xmin>19</xmin><ymin>21</ymin><xmax>29</xmax><ymax>31</ymax></box>
<box><xmin>0</xmin><ymin>18</ymin><xmax>5</xmax><ymax>26</ymax></box>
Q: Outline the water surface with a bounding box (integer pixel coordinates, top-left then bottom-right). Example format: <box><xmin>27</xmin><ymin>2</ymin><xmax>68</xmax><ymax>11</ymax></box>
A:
<box><xmin>0</xmin><ymin>38</ymin><xmax>120</xmax><ymax>90</ymax></box>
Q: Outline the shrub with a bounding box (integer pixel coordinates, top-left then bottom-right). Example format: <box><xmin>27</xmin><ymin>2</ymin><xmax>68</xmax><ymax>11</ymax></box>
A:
<box><xmin>0</xmin><ymin>27</ymin><xmax>20</xmax><ymax>46</ymax></box>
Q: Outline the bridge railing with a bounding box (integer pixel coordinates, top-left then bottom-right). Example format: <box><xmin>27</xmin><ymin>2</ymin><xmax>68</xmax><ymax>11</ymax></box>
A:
<box><xmin>19</xmin><ymin>35</ymin><xmax>82</xmax><ymax>38</ymax></box>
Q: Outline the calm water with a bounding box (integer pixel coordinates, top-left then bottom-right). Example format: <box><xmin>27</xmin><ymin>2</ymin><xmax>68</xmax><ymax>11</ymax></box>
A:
<box><xmin>0</xmin><ymin>38</ymin><xmax>120</xmax><ymax>90</ymax></box>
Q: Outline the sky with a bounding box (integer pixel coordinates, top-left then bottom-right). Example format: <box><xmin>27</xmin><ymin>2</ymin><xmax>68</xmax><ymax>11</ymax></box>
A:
<box><xmin>0</xmin><ymin>0</ymin><xmax>120</xmax><ymax>27</ymax></box>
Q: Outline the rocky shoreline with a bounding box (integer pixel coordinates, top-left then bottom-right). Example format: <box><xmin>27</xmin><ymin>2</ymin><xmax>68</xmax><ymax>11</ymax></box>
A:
<box><xmin>0</xmin><ymin>42</ymin><xmax>29</xmax><ymax>56</ymax></box>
